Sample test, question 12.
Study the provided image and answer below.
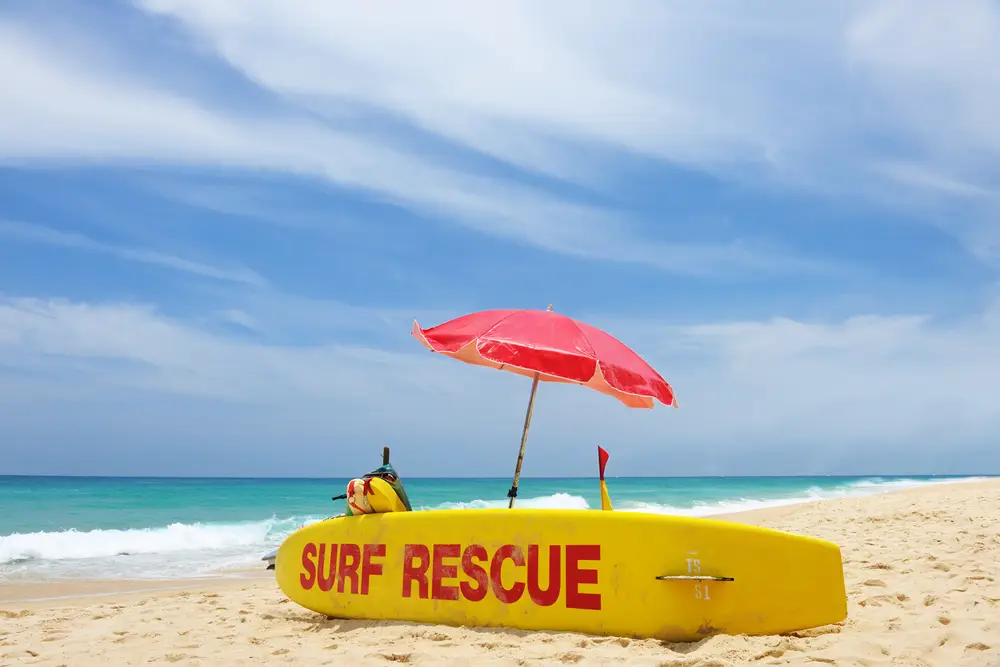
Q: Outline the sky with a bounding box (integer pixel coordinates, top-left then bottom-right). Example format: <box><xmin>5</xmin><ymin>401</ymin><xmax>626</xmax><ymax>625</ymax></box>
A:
<box><xmin>1</xmin><ymin>0</ymin><xmax>1000</xmax><ymax>478</ymax></box>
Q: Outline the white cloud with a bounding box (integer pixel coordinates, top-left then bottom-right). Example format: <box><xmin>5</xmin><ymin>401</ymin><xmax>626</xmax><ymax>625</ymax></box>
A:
<box><xmin>133</xmin><ymin>0</ymin><xmax>832</xmax><ymax>179</ymax></box>
<box><xmin>3</xmin><ymin>2</ymin><xmax>1000</xmax><ymax>474</ymax></box>
<box><xmin>134</xmin><ymin>2</ymin><xmax>1000</xmax><ymax>171</ymax></box>
<box><xmin>0</xmin><ymin>296</ymin><xmax>447</xmax><ymax>402</ymax></box>
<box><xmin>0</xmin><ymin>19</ymin><xmax>825</xmax><ymax>277</ymax></box>
<box><xmin>846</xmin><ymin>0</ymin><xmax>1000</xmax><ymax>159</ymax></box>
<box><xmin>642</xmin><ymin>310</ymin><xmax>1000</xmax><ymax>454</ymax></box>
<box><xmin>0</xmin><ymin>294</ymin><xmax>537</xmax><ymax>475</ymax></box>
<box><xmin>132</xmin><ymin>0</ymin><xmax>1000</xmax><ymax>258</ymax></box>
<box><xmin>2</xmin><ymin>294</ymin><xmax>999</xmax><ymax>475</ymax></box>
<box><xmin>0</xmin><ymin>219</ymin><xmax>266</xmax><ymax>286</ymax></box>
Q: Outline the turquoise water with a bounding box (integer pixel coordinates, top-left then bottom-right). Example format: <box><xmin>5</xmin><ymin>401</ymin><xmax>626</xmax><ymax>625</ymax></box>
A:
<box><xmin>0</xmin><ymin>474</ymin><xmax>988</xmax><ymax>582</ymax></box>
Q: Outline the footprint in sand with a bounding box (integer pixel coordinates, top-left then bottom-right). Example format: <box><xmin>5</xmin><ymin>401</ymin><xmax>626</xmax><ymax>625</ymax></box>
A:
<box><xmin>785</xmin><ymin>625</ymin><xmax>842</xmax><ymax>638</ymax></box>
<box><xmin>555</xmin><ymin>652</ymin><xmax>584</xmax><ymax>663</ymax></box>
<box><xmin>377</xmin><ymin>653</ymin><xmax>412</xmax><ymax>663</ymax></box>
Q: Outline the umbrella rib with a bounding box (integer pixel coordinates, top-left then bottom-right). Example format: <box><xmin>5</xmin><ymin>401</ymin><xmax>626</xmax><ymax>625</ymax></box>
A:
<box><xmin>473</xmin><ymin>308</ymin><xmax>564</xmax><ymax>368</ymax></box>
<box><xmin>588</xmin><ymin>358</ymin><xmax>675</xmax><ymax>405</ymax></box>
<box><xmin>572</xmin><ymin>322</ymin><xmax>601</xmax><ymax>361</ymax></box>
<box><xmin>575</xmin><ymin>326</ymin><xmax>675</xmax><ymax>406</ymax></box>
<box><xmin>478</xmin><ymin>310</ymin><xmax>523</xmax><ymax>340</ymax></box>
<box><xmin>475</xmin><ymin>347</ymin><xmax>587</xmax><ymax>385</ymax></box>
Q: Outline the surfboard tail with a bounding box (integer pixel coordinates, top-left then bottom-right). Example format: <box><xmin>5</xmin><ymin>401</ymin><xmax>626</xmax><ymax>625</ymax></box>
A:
<box><xmin>598</xmin><ymin>446</ymin><xmax>613</xmax><ymax>511</ymax></box>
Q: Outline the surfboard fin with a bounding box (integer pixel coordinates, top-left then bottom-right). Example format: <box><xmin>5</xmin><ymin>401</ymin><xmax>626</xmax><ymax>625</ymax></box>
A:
<box><xmin>598</xmin><ymin>446</ymin><xmax>613</xmax><ymax>511</ymax></box>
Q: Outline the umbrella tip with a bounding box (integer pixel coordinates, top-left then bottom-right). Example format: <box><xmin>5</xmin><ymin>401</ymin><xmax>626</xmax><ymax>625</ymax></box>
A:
<box><xmin>546</xmin><ymin>304</ymin><xmax>553</xmax><ymax>312</ymax></box>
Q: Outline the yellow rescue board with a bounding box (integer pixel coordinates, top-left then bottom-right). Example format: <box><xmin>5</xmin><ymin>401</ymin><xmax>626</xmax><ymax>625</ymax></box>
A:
<box><xmin>273</xmin><ymin>509</ymin><xmax>846</xmax><ymax>641</ymax></box>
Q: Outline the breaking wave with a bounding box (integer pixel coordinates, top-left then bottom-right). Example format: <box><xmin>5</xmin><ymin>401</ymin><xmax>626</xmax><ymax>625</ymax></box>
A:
<box><xmin>614</xmin><ymin>475</ymin><xmax>989</xmax><ymax>517</ymax></box>
<box><xmin>0</xmin><ymin>516</ymin><xmax>313</xmax><ymax>565</ymax></box>
<box><xmin>1</xmin><ymin>476</ymin><xmax>985</xmax><ymax>579</ymax></box>
<box><xmin>425</xmin><ymin>492</ymin><xmax>590</xmax><ymax>511</ymax></box>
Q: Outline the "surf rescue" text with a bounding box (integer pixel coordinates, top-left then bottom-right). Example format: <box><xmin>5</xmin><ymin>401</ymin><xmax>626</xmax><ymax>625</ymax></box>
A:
<box><xmin>298</xmin><ymin>542</ymin><xmax>602</xmax><ymax>610</ymax></box>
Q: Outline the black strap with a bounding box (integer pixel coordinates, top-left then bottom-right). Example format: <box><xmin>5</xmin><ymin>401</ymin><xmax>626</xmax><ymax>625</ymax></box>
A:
<box><xmin>507</xmin><ymin>486</ymin><xmax>518</xmax><ymax>499</ymax></box>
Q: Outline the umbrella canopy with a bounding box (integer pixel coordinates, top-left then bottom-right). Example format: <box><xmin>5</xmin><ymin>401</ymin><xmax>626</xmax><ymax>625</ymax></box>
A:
<box><xmin>411</xmin><ymin>308</ymin><xmax>676</xmax><ymax>409</ymax></box>
<box><xmin>411</xmin><ymin>307</ymin><xmax>677</xmax><ymax>507</ymax></box>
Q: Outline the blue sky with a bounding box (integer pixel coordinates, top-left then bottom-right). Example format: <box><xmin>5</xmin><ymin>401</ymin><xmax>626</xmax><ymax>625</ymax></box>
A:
<box><xmin>2</xmin><ymin>0</ymin><xmax>1000</xmax><ymax>477</ymax></box>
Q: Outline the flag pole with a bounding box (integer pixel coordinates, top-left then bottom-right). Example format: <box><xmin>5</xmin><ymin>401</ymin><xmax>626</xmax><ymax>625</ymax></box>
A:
<box><xmin>507</xmin><ymin>304</ymin><xmax>553</xmax><ymax>508</ymax></box>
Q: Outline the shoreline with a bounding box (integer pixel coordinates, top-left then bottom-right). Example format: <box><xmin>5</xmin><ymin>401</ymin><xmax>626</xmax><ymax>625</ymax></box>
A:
<box><xmin>712</xmin><ymin>475</ymin><xmax>998</xmax><ymax>523</ymax></box>
<box><xmin>2</xmin><ymin>476</ymin><xmax>995</xmax><ymax>605</ymax></box>
<box><xmin>1</xmin><ymin>478</ymin><xmax>998</xmax><ymax>665</ymax></box>
<box><xmin>0</xmin><ymin>571</ymin><xmax>271</xmax><ymax>606</ymax></box>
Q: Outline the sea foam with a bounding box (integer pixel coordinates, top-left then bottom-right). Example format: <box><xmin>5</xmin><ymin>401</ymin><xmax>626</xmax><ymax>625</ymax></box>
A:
<box><xmin>1</xmin><ymin>476</ymin><xmax>986</xmax><ymax>581</ymax></box>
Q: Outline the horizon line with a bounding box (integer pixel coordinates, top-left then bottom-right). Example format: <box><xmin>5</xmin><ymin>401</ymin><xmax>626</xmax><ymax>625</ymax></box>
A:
<box><xmin>1</xmin><ymin>473</ymin><xmax>994</xmax><ymax>481</ymax></box>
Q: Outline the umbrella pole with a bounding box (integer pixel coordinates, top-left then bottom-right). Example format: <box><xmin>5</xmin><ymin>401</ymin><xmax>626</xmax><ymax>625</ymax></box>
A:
<box><xmin>507</xmin><ymin>371</ymin><xmax>541</xmax><ymax>508</ymax></box>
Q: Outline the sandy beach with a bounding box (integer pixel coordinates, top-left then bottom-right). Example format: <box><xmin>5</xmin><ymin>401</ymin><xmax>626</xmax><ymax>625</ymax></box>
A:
<box><xmin>2</xmin><ymin>479</ymin><xmax>998</xmax><ymax>667</ymax></box>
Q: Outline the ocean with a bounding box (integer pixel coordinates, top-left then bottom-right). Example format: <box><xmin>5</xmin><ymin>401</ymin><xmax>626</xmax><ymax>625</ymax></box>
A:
<box><xmin>0</xmin><ymin>474</ymin><xmax>989</xmax><ymax>583</ymax></box>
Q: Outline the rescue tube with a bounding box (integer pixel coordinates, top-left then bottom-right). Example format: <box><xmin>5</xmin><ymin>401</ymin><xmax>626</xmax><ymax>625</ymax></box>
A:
<box><xmin>345</xmin><ymin>476</ymin><xmax>409</xmax><ymax>515</ymax></box>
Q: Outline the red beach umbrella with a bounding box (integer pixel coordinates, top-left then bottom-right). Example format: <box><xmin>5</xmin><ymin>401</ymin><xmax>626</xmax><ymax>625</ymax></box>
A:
<box><xmin>411</xmin><ymin>305</ymin><xmax>677</xmax><ymax>507</ymax></box>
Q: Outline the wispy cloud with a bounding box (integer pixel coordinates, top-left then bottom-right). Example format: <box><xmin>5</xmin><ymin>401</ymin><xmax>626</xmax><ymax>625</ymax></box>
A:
<box><xmin>2</xmin><ymin>293</ymin><xmax>999</xmax><ymax>475</ymax></box>
<box><xmin>132</xmin><ymin>0</ymin><xmax>1000</xmax><ymax>261</ymax></box>
<box><xmin>0</xmin><ymin>219</ymin><xmax>266</xmax><ymax>286</ymax></box>
<box><xmin>655</xmin><ymin>308</ymin><xmax>1000</xmax><ymax>448</ymax></box>
<box><xmin>3</xmin><ymin>2</ymin><xmax>1000</xmax><ymax>476</ymax></box>
<box><xmin>0</xmin><ymin>11</ymin><xmax>843</xmax><ymax>278</ymax></box>
<box><xmin>0</xmin><ymin>296</ymin><xmax>450</xmax><ymax>402</ymax></box>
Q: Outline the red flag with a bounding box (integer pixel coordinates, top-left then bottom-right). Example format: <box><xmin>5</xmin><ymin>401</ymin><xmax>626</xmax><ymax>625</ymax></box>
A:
<box><xmin>597</xmin><ymin>446</ymin><xmax>610</xmax><ymax>481</ymax></box>
<box><xmin>597</xmin><ymin>446</ymin><xmax>612</xmax><ymax>511</ymax></box>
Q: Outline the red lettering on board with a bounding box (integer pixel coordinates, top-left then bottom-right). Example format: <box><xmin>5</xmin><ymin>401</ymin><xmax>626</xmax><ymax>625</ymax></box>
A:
<box><xmin>299</xmin><ymin>542</ymin><xmax>385</xmax><ymax>594</ymax></box>
<box><xmin>337</xmin><ymin>543</ymin><xmax>361</xmax><ymax>594</ymax></box>
<box><xmin>301</xmin><ymin>541</ymin><xmax>601</xmax><ymax>610</ymax></box>
<box><xmin>431</xmin><ymin>544</ymin><xmax>461</xmax><ymax>601</ymax></box>
<box><xmin>490</xmin><ymin>544</ymin><xmax>525</xmax><ymax>604</ymax></box>
<box><xmin>317</xmin><ymin>543</ymin><xmax>338</xmax><ymax>592</ymax></box>
<box><xmin>300</xmin><ymin>542</ymin><xmax>318</xmax><ymax>589</ymax></box>
<box><xmin>460</xmin><ymin>545</ymin><xmax>489</xmax><ymax>602</ymax></box>
<box><xmin>565</xmin><ymin>545</ymin><xmax>601</xmax><ymax>610</ymax></box>
<box><xmin>527</xmin><ymin>545</ymin><xmax>560</xmax><ymax>607</ymax></box>
<box><xmin>402</xmin><ymin>544</ymin><xmax>430</xmax><ymax>598</ymax></box>
<box><xmin>361</xmin><ymin>544</ymin><xmax>385</xmax><ymax>595</ymax></box>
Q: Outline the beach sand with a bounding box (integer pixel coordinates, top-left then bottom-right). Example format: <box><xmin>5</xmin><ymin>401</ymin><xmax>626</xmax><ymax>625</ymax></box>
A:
<box><xmin>2</xmin><ymin>479</ymin><xmax>998</xmax><ymax>667</ymax></box>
